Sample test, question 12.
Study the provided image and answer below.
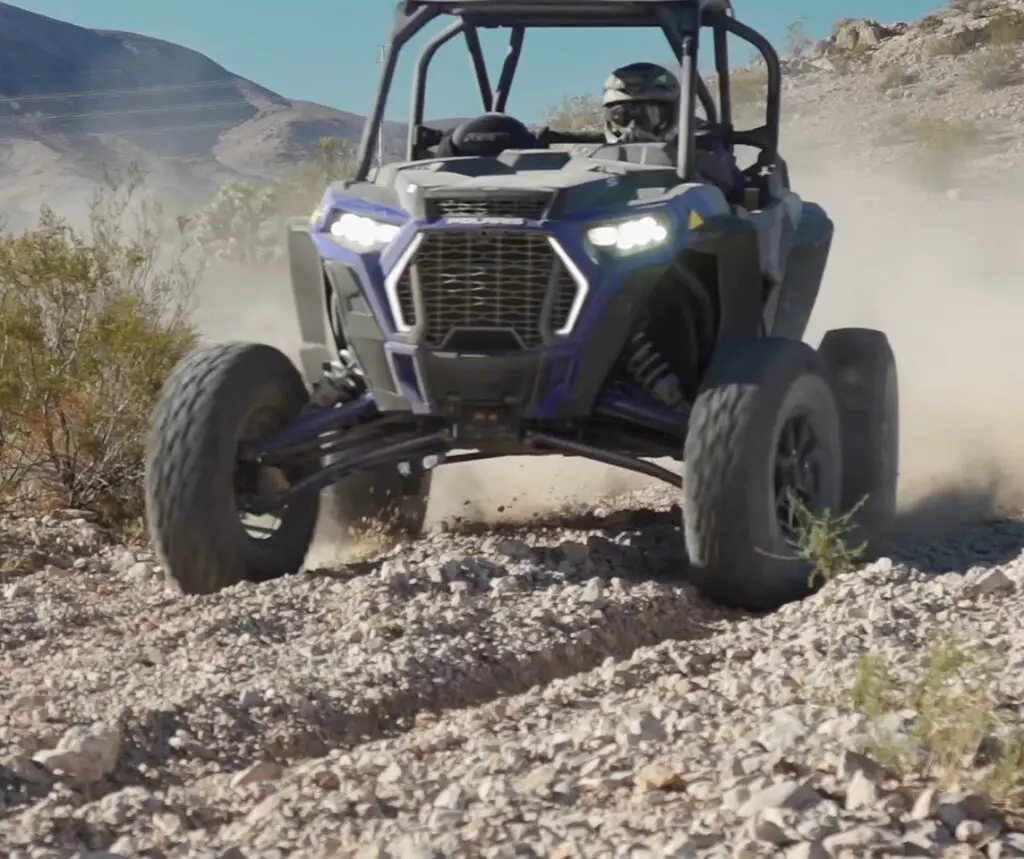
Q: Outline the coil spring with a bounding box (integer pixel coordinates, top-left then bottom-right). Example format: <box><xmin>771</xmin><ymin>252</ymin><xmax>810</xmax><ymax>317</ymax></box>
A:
<box><xmin>624</xmin><ymin>331</ymin><xmax>686</xmax><ymax>412</ymax></box>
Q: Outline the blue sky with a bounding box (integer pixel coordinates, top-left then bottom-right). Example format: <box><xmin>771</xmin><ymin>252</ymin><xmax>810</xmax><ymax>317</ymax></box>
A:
<box><xmin>12</xmin><ymin>0</ymin><xmax>940</xmax><ymax>119</ymax></box>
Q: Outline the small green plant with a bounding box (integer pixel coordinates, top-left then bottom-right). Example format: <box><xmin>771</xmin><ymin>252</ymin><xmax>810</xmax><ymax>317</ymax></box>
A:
<box><xmin>850</xmin><ymin>641</ymin><xmax>1024</xmax><ymax>802</ymax></box>
<box><xmin>967</xmin><ymin>44</ymin><xmax>1021</xmax><ymax>89</ymax></box>
<box><xmin>785</xmin><ymin>492</ymin><xmax>869</xmax><ymax>588</ymax></box>
<box><xmin>851</xmin><ymin>652</ymin><xmax>896</xmax><ymax>717</ymax></box>
<box><xmin>850</xmin><ymin>652</ymin><xmax>906</xmax><ymax>772</ymax></box>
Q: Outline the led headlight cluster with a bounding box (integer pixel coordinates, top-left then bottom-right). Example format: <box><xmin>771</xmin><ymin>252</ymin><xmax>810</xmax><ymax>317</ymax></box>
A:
<box><xmin>586</xmin><ymin>215</ymin><xmax>670</xmax><ymax>254</ymax></box>
<box><xmin>326</xmin><ymin>211</ymin><xmax>402</xmax><ymax>250</ymax></box>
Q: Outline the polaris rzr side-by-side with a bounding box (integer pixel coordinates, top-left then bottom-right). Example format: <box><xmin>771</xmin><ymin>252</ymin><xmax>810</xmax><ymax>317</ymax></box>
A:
<box><xmin>144</xmin><ymin>0</ymin><xmax>899</xmax><ymax>612</ymax></box>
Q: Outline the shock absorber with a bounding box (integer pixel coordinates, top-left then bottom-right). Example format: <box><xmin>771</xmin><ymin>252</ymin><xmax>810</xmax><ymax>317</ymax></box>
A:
<box><xmin>623</xmin><ymin>331</ymin><xmax>687</xmax><ymax>413</ymax></box>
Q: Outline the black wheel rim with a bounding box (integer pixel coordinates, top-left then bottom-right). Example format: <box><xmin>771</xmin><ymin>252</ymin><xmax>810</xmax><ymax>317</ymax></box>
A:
<box><xmin>774</xmin><ymin>411</ymin><xmax>824</xmax><ymax>540</ymax></box>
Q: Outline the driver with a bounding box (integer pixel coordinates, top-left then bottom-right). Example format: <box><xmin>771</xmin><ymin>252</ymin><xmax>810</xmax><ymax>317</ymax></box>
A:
<box><xmin>538</xmin><ymin>62</ymin><xmax>743</xmax><ymax>197</ymax></box>
<box><xmin>600</xmin><ymin>61</ymin><xmax>681</xmax><ymax>144</ymax></box>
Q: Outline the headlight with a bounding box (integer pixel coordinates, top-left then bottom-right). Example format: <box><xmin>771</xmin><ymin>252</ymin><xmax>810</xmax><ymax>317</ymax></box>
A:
<box><xmin>326</xmin><ymin>212</ymin><xmax>402</xmax><ymax>250</ymax></box>
<box><xmin>586</xmin><ymin>215</ymin><xmax>670</xmax><ymax>254</ymax></box>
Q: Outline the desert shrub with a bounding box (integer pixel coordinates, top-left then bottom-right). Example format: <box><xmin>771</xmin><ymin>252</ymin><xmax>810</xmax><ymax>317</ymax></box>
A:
<box><xmin>183</xmin><ymin>179</ymin><xmax>285</xmax><ymax>264</ymax></box>
<box><xmin>987</xmin><ymin>8</ymin><xmax>1024</xmax><ymax>45</ymax></box>
<box><xmin>876</xmin><ymin>65</ymin><xmax>919</xmax><ymax>91</ymax></box>
<box><xmin>183</xmin><ymin>136</ymin><xmax>356</xmax><ymax>264</ymax></box>
<box><xmin>967</xmin><ymin>44</ymin><xmax>1022</xmax><ymax>89</ymax></box>
<box><xmin>729</xmin><ymin>65</ymin><xmax>768</xmax><ymax>111</ymax></box>
<box><xmin>785</xmin><ymin>18</ymin><xmax>813</xmax><ymax>59</ymax></box>
<box><xmin>901</xmin><ymin>115</ymin><xmax>983</xmax><ymax>187</ymax></box>
<box><xmin>543</xmin><ymin>94</ymin><xmax>603</xmax><ymax>133</ymax></box>
<box><xmin>948</xmin><ymin>0</ymin><xmax>989</xmax><ymax>15</ymax></box>
<box><xmin>926</xmin><ymin>31</ymin><xmax>981</xmax><ymax>57</ymax></box>
<box><xmin>0</xmin><ymin>169</ymin><xmax>200</xmax><ymax>525</ymax></box>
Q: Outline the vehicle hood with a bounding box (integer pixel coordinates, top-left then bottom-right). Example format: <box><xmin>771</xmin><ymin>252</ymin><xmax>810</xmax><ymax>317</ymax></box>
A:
<box><xmin>364</xmin><ymin>147</ymin><xmax>702</xmax><ymax>218</ymax></box>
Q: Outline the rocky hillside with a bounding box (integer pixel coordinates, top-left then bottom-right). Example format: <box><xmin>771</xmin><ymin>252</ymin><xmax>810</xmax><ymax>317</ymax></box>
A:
<box><xmin>0</xmin><ymin>2</ymin><xmax>420</xmax><ymax>228</ymax></box>
<box><xmin>772</xmin><ymin>0</ymin><xmax>1024</xmax><ymax>193</ymax></box>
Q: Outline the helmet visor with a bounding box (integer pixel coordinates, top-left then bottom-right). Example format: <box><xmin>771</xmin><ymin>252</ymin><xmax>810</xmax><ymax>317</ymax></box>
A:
<box><xmin>605</xmin><ymin>101</ymin><xmax>675</xmax><ymax>139</ymax></box>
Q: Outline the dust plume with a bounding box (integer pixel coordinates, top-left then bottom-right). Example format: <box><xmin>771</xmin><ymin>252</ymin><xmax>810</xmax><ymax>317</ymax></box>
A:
<box><xmin>797</xmin><ymin>146</ymin><xmax>1024</xmax><ymax>532</ymax></box>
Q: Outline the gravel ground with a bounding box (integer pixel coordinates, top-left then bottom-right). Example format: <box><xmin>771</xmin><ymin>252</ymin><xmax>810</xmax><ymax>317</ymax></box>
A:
<box><xmin>3</xmin><ymin>483</ymin><xmax>1024</xmax><ymax>859</ymax></box>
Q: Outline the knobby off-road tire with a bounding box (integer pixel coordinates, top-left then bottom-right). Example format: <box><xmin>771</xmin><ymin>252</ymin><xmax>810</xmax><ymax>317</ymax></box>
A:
<box><xmin>683</xmin><ymin>338</ymin><xmax>842</xmax><ymax>612</ymax></box>
<box><xmin>818</xmin><ymin>327</ymin><xmax>899</xmax><ymax>544</ymax></box>
<box><xmin>321</xmin><ymin>463</ymin><xmax>432</xmax><ymax>541</ymax></box>
<box><xmin>145</xmin><ymin>342</ymin><xmax>320</xmax><ymax>595</ymax></box>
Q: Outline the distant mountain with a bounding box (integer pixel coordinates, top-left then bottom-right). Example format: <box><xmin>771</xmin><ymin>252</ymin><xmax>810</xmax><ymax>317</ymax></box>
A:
<box><xmin>0</xmin><ymin>2</ymin><xmax>460</xmax><ymax>228</ymax></box>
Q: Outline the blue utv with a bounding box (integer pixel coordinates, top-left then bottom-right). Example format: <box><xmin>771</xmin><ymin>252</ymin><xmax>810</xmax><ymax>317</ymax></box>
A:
<box><xmin>144</xmin><ymin>0</ymin><xmax>899</xmax><ymax>612</ymax></box>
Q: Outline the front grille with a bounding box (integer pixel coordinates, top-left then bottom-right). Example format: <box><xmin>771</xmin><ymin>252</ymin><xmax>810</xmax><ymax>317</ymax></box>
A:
<box><xmin>395</xmin><ymin>230</ymin><xmax>580</xmax><ymax>349</ymax></box>
<box><xmin>427</xmin><ymin>193</ymin><xmax>551</xmax><ymax>221</ymax></box>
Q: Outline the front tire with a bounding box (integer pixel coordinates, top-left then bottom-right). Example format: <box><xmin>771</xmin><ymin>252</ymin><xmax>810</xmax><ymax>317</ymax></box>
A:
<box><xmin>145</xmin><ymin>342</ymin><xmax>320</xmax><ymax>595</ymax></box>
<box><xmin>683</xmin><ymin>338</ymin><xmax>843</xmax><ymax>611</ymax></box>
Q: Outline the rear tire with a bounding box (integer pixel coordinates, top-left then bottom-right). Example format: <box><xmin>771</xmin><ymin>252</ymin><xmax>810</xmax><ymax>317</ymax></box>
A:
<box><xmin>683</xmin><ymin>338</ymin><xmax>842</xmax><ymax>612</ymax></box>
<box><xmin>818</xmin><ymin>327</ymin><xmax>899</xmax><ymax>542</ymax></box>
<box><xmin>145</xmin><ymin>342</ymin><xmax>320</xmax><ymax>595</ymax></box>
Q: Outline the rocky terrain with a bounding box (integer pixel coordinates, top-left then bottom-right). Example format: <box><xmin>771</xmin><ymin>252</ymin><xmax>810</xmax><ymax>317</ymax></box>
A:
<box><xmin>4</xmin><ymin>493</ymin><xmax>1024</xmax><ymax>858</ymax></box>
<box><xmin>5</xmin><ymin>1</ymin><xmax>1024</xmax><ymax>857</ymax></box>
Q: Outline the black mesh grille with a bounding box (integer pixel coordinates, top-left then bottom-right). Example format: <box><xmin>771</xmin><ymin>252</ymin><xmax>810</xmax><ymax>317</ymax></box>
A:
<box><xmin>395</xmin><ymin>230</ymin><xmax>581</xmax><ymax>349</ymax></box>
<box><xmin>427</xmin><ymin>194</ymin><xmax>551</xmax><ymax>221</ymax></box>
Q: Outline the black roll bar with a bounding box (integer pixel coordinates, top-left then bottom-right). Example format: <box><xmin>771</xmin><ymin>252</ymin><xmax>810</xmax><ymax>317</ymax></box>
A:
<box><xmin>705</xmin><ymin>9</ymin><xmax>781</xmax><ymax>162</ymax></box>
<box><xmin>492</xmin><ymin>26</ymin><xmax>525</xmax><ymax>113</ymax></box>
<box><xmin>712</xmin><ymin>23</ymin><xmax>731</xmax><ymax>144</ymax></box>
<box><xmin>355</xmin><ymin>0</ymin><xmax>780</xmax><ymax>183</ymax></box>
<box><xmin>655</xmin><ymin>2</ymin><xmax>699</xmax><ymax>180</ymax></box>
<box><xmin>405</xmin><ymin>19</ymin><xmax>466</xmax><ymax>160</ymax></box>
<box><xmin>355</xmin><ymin>3</ymin><xmax>438</xmax><ymax>180</ymax></box>
<box><xmin>463</xmin><ymin>26</ymin><xmax>495</xmax><ymax>109</ymax></box>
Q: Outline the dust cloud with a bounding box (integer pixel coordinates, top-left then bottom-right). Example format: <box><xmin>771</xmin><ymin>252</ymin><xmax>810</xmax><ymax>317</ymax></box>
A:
<box><xmin>196</xmin><ymin>144</ymin><xmax>1024</xmax><ymax>535</ymax></box>
<box><xmin>799</xmin><ymin>147</ymin><xmax>1024</xmax><ymax>532</ymax></box>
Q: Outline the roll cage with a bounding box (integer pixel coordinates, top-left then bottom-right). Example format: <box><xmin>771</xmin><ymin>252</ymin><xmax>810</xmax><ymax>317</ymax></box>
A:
<box><xmin>354</xmin><ymin>0</ymin><xmax>782</xmax><ymax>184</ymax></box>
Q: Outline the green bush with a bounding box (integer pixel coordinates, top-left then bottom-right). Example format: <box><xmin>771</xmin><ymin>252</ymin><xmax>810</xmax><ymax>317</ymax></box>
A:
<box><xmin>988</xmin><ymin>8</ymin><xmax>1024</xmax><ymax>45</ymax></box>
<box><xmin>904</xmin><ymin>115</ymin><xmax>983</xmax><ymax>188</ymax></box>
<box><xmin>0</xmin><ymin>169</ymin><xmax>200</xmax><ymax>525</ymax></box>
<box><xmin>967</xmin><ymin>44</ymin><xmax>1022</xmax><ymax>89</ymax></box>
<box><xmin>183</xmin><ymin>135</ymin><xmax>356</xmax><ymax>264</ymax></box>
<box><xmin>926</xmin><ymin>31</ymin><xmax>981</xmax><ymax>57</ymax></box>
<box><xmin>876</xmin><ymin>65</ymin><xmax>919</xmax><ymax>91</ymax></box>
<box><xmin>543</xmin><ymin>94</ymin><xmax>603</xmax><ymax>133</ymax></box>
